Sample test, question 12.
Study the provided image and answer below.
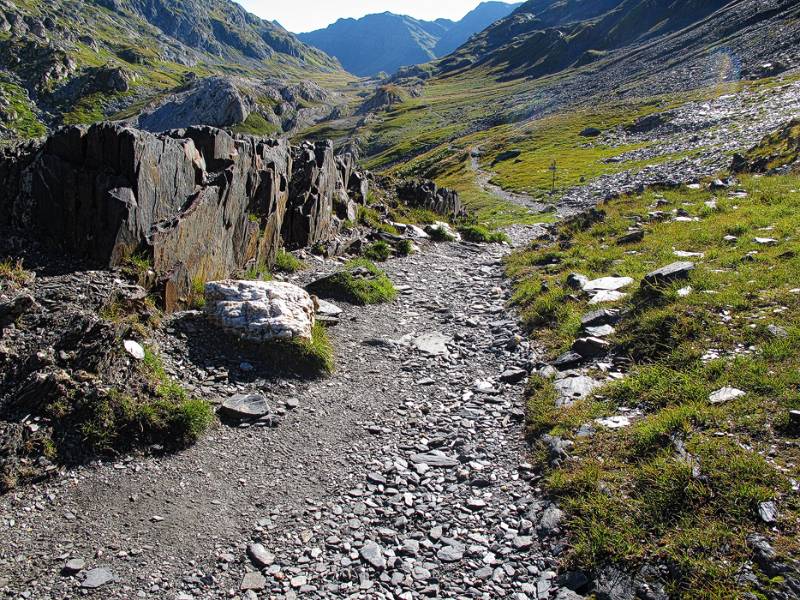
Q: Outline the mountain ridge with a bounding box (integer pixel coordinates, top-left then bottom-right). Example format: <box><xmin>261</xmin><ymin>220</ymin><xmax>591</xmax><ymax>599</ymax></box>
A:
<box><xmin>298</xmin><ymin>2</ymin><xmax>521</xmax><ymax>77</ymax></box>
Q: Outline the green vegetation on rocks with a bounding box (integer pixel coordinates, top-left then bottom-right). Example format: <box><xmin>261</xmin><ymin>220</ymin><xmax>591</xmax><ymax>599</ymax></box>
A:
<box><xmin>252</xmin><ymin>322</ymin><xmax>334</xmax><ymax>377</ymax></box>
<box><xmin>307</xmin><ymin>259</ymin><xmax>397</xmax><ymax>305</ymax></box>
<box><xmin>273</xmin><ymin>249</ymin><xmax>306</xmax><ymax>273</ymax></box>
<box><xmin>0</xmin><ymin>258</ymin><xmax>33</xmax><ymax>287</ymax></box>
<box><xmin>362</xmin><ymin>240</ymin><xmax>392</xmax><ymax>262</ymax></box>
<box><xmin>0</xmin><ymin>79</ymin><xmax>46</xmax><ymax>139</ymax></box>
<box><xmin>509</xmin><ymin>173</ymin><xmax>800</xmax><ymax>596</ymax></box>
<box><xmin>458</xmin><ymin>224</ymin><xmax>509</xmax><ymax>244</ymax></box>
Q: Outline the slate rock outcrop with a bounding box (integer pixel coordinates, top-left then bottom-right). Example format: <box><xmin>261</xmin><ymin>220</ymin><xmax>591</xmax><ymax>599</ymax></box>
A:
<box><xmin>396</xmin><ymin>179</ymin><xmax>466</xmax><ymax>220</ymax></box>
<box><xmin>0</xmin><ymin>123</ymin><xmax>368</xmax><ymax>311</ymax></box>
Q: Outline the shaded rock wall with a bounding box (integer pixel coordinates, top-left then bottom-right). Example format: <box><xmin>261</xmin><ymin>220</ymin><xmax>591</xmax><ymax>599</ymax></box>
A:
<box><xmin>396</xmin><ymin>179</ymin><xmax>465</xmax><ymax>220</ymax></box>
<box><xmin>0</xmin><ymin>123</ymin><xmax>368</xmax><ymax>310</ymax></box>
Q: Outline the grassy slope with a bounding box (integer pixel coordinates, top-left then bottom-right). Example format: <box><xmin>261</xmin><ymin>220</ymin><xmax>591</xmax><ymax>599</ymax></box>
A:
<box><xmin>2</xmin><ymin>0</ymin><xmax>357</xmax><ymax>136</ymax></box>
<box><xmin>507</xmin><ymin>173</ymin><xmax>800</xmax><ymax>597</ymax></box>
<box><xmin>330</xmin><ymin>57</ymin><xmax>785</xmax><ymax>228</ymax></box>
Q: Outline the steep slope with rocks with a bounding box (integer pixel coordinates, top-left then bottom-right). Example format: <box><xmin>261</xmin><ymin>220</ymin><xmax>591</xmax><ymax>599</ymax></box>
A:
<box><xmin>0</xmin><ymin>0</ymin><xmax>352</xmax><ymax>141</ymax></box>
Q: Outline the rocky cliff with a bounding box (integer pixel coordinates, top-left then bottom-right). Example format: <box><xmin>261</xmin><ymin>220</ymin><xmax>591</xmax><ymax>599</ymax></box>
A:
<box><xmin>0</xmin><ymin>124</ymin><xmax>367</xmax><ymax>310</ymax></box>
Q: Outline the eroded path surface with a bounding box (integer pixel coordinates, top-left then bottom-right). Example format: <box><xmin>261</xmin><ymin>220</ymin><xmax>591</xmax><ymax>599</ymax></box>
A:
<box><xmin>0</xmin><ymin>226</ymin><xmax>571</xmax><ymax>600</ymax></box>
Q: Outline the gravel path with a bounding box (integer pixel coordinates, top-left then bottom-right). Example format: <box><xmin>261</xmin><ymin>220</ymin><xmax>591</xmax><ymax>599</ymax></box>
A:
<box><xmin>0</xmin><ymin>226</ymin><xmax>574</xmax><ymax>599</ymax></box>
<box><xmin>469</xmin><ymin>153</ymin><xmax>550</xmax><ymax>215</ymax></box>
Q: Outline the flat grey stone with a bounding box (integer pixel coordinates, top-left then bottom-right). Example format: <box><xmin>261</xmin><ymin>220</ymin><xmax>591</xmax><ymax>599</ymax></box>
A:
<box><xmin>437</xmin><ymin>545</ymin><xmax>464</xmax><ymax>562</ymax></box>
<box><xmin>643</xmin><ymin>261</ymin><xmax>695</xmax><ymax>286</ymax></box>
<box><xmin>359</xmin><ymin>541</ymin><xmax>386</xmax><ymax>570</ymax></box>
<box><xmin>247</xmin><ymin>543</ymin><xmax>275</xmax><ymax>568</ymax></box>
<box><xmin>316</xmin><ymin>298</ymin><xmax>343</xmax><ymax>316</ymax></box>
<box><xmin>595</xmin><ymin>415</ymin><xmax>631</xmax><ymax>429</ymax></box>
<box><xmin>759</xmin><ymin>501</ymin><xmax>778</xmax><ymax>524</ymax></box>
<box><xmin>572</xmin><ymin>336</ymin><xmax>610</xmax><ymax>358</ymax></box>
<box><xmin>709</xmin><ymin>387</ymin><xmax>745</xmax><ymax>405</ymax></box>
<box><xmin>537</xmin><ymin>505</ymin><xmax>564</xmax><ymax>536</ymax></box>
<box><xmin>581</xmin><ymin>309</ymin><xmax>620</xmax><ymax>327</ymax></box>
<box><xmin>583</xmin><ymin>276</ymin><xmax>634</xmax><ymax>292</ymax></box>
<box><xmin>63</xmin><ymin>558</ymin><xmax>85</xmax><ymax>575</ymax></box>
<box><xmin>221</xmin><ymin>393</ymin><xmax>270</xmax><ymax>418</ymax></box>
<box><xmin>584</xmin><ymin>324</ymin><xmax>615</xmax><ymax>337</ymax></box>
<box><xmin>588</xmin><ymin>290</ymin><xmax>627</xmax><ymax>305</ymax></box>
<box><xmin>554</xmin><ymin>376</ymin><xmax>601</xmax><ymax>406</ymax></box>
<box><xmin>81</xmin><ymin>568</ymin><xmax>115</xmax><ymax>589</ymax></box>
<box><xmin>413</xmin><ymin>332</ymin><xmax>452</xmax><ymax>356</ymax></box>
<box><xmin>240</xmin><ymin>572</ymin><xmax>266</xmax><ymax>591</ymax></box>
<box><xmin>410</xmin><ymin>451</ymin><xmax>459</xmax><ymax>468</ymax></box>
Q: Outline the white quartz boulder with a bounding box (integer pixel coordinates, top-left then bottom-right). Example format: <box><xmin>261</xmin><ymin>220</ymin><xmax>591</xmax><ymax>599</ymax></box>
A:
<box><xmin>205</xmin><ymin>280</ymin><xmax>315</xmax><ymax>342</ymax></box>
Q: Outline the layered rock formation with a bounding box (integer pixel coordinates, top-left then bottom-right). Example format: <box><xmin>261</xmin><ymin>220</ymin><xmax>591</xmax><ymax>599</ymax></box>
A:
<box><xmin>0</xmin><ymin>123</ymin><xmax>368</xmax><ymax>310</ymax></box>
<box><xmin>396</xmin><ymin>179</ymin><xmax>466</xmax><ymax>220</ymax></box>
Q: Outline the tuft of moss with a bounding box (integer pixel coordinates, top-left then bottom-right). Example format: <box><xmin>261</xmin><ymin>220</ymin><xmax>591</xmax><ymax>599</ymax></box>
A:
<box><xmin>306</xmin><ymin>258</ymin><xmax>397</xmax><ymax>305</ymax></box>
<box><xmin>458</xmin><ymin>224</ymin><xmax>510</xmax><ymax>244</ymax></box>
<box><xmin>252</xmin><ymin>322</ymin><xmax>334</xmax><ymax>377</ymax></box>
<box><xmin>363</xmin><ymin>240</ymin><xmax>392</xmax><ymax>262</ymax></box>
<box><xmin>358</xmin><ymin>206</ymin><xmax>399</xmax><ymax>235</ymax></box>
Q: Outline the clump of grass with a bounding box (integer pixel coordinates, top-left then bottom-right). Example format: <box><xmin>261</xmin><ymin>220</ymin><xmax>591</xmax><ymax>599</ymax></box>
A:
<box><xmin>397</xmin><ymin>239</ymin><xmax>415</xmax><ymax>256</ymax></box>
<box><xmin>72</xmin><ymin>347</ymin><xmax>214</xmax><ymax>454</ymax></box>
<box><xmin>306</xmin><ymin>258</ymin><xmax>397</xmax><ymax>305</ymax></box>
<box><xmin>358</xmin><ymin>206</ymin><xmax>399</xmax><ymax>235</ymax></box>
<box><xmin>0</xmin><ymin>258</ymin><xmax>33</xmax><ymax>286</ymax></box>
<box><xmin>273</xmin><ymin>249</ymin><xmax>306</xmax><ymax>273</ymax></box>
<box><xmin>458</xmin><ymin>224</ymin><xmax>510</xmax><ymax>244</ymax></box>
<box><xmin>427</xmin><ymin>225</ymin><xmax>456</xmax><ymax>242</ymax></box>
<box><xmin>363</xmin><ymin>240</ymin><xmax>392</xmax><ymax>261</ymax></box>
<box><xmin>275</xmin><ymin>322</ymin><xmax>334</xmax><ymax>376</ymax></box>
<box><xmin>188</xmin><ymin>276</ymin><xmax>206</xmax><ymax>309</ymax></box>
<box><xmin>243</xmin><ymin>262</ymin><xmax>273</xmax><ymax>281</ymax></box>
<box><xmin>140</xmin><ymin>347</ymin><xmax>214</xmax><ymax>442</ymax></box>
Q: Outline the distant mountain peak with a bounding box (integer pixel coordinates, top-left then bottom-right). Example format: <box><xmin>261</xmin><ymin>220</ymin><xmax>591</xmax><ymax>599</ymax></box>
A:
<box><xmin>298</xmin><ymin>3</ymin><xmax>522</xmax><ymax>77</ymax></box>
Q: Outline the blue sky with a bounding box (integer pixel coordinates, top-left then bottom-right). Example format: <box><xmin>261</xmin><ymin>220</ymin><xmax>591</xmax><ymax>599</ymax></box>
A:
<box><xmin>235</xmin><ymin>0</ymin><xmax>520</xmax><ymax>33</ymax></box>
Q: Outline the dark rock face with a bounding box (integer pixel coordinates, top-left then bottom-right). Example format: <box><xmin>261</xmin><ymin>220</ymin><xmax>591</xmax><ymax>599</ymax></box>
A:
<box><xmin>137</xmin><ymin>77</ymin><xmax>252</xmax><ymax>132</ymax></box>
<box><xmin>282</xmin><ymin>141</ymin><xmax>338</xmax><ymax>249</ymax></box>
<box><xmin>396</xmin><ymin>179</ymin><xmax>466</xmax><ymax>220</ymax></box>
<box><xmin>0</xmin><ymin>123</ymin><xmax>367</xmax><ymax>311</ymax></box>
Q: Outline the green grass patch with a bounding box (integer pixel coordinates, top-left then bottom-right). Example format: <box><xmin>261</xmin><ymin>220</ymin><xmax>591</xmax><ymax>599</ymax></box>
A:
<box><xmin>363</xmin><ymin>240</ymin><xmax>392</xmax><ymax>261</ymax></box>
<box><xmin>0</xmin><ymin>79</ymin><xmax>46</xmax><ymax>138</ymax></box>
<box><xmin>231</xmin><ymin>112</ymin><xmax>280</xmax><ymax>137</ymax></box>
<box><xmin>512</xmin><ymin>173</ymin><xmax>800</xmax><ymax>595</ymax></box>
<box><xmin>458</xmin><ymin>224</ymin><xmax>510</xmax><ymax>244</ymax></box>
<box><xmin>273</xmin><ymin>249</ymin><xmax>306</xmax><ymax>273</ymax></box>
<box><xmin>397</xmin><ymin>239</ymin><xmax>415</xmax><ymax>256</ymax></box>
<box><xmin>0</xmin><ymin>257</ymin><xmax>33</xmax><ymax>286</ymax></box>
<box><xmin>243</xmin><ymin>262</ymin><xmax>273</xmax><ymax>282</ymax></box>
<box><xmin>357</xmin><ymin>205</ymin><xmax>399</xmax><ymax>235</ymax></box>
<box><xmin>306</xmin><ymin>258</ymin><xmax>397</xmax><ymax>305</ymax></box>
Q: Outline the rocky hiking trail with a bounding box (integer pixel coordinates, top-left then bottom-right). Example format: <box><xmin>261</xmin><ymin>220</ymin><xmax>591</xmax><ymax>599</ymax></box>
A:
<box><xmin>469</xmin><ymin>151</ymin><xmax>549</xmax><ymax>215</ymax></box>
<box><xmin>0</xmin><ymin>225</ymin><xmax>578</xmax><ymax>599</ymax></box>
